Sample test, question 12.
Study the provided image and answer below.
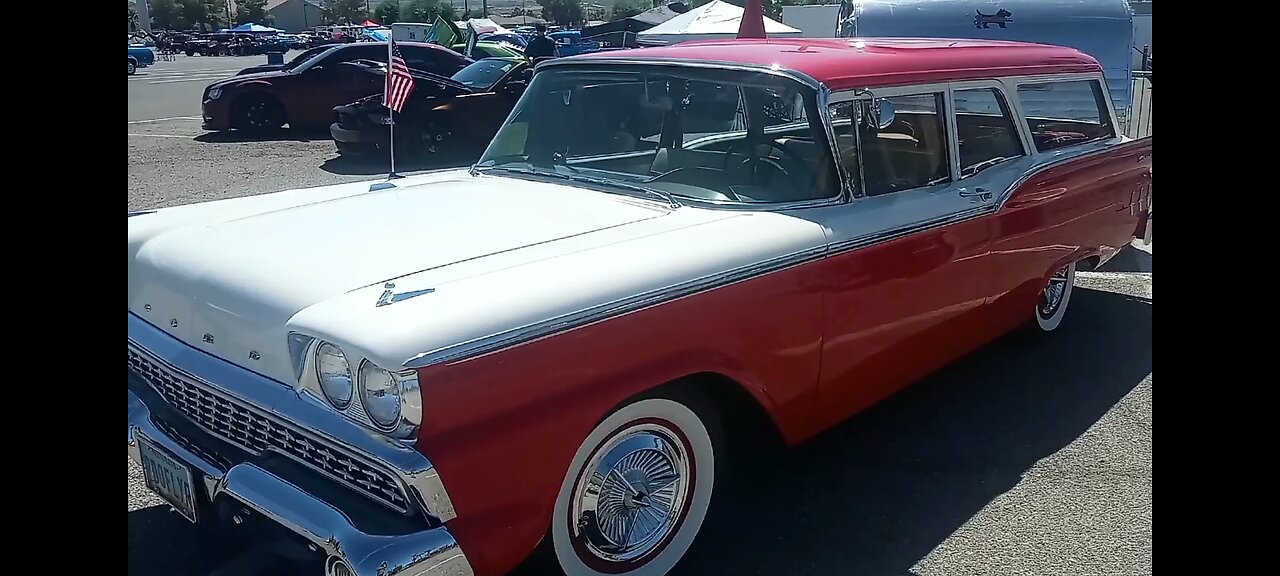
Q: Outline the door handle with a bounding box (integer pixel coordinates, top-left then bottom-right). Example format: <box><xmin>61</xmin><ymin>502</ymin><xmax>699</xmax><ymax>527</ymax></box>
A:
<box><xmin>958</xmin><ymin>187</ymin><xmax>991</xmax><ymax>201</ymax></box>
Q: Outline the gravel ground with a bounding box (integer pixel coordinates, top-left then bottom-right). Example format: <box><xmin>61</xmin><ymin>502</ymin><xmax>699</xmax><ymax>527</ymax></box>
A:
<box><xmin>127</xmin><ymin>91</ymin><xmax>1152</xmax><ymax>575</ymax></box>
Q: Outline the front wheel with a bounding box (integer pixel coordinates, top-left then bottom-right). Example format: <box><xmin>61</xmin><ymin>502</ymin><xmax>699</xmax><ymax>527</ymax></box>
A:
<box><xmin>128</xmin><ymin>60</ymin><xmax>137</xmax><ymax>75</ymax></box>
<box><xmin>1034</xmin><ymin>261</ymin><xmax>1076</xmax><ymax>332</ymax></box>
<box><xmin>550</xmin><ymin>397</ymin><xmax>717</xmax><ymax>576</ymax></box>
<box><xmin>233</xmin><ymin>95</ymin><xmax>285</xmax><ymax>132</ymax></box>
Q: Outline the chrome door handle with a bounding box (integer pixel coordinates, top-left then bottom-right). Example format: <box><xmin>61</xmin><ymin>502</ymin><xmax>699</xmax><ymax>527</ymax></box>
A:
<box><xmin>958</xmin><ymin>187</ymin><xmax>991</xmax><ymax>201</ymax></box>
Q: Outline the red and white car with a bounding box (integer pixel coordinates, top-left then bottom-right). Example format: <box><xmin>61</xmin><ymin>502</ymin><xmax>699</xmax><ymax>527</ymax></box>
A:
<box><xmin>128</xmin><ymin>32</ymin><xmax>1152</xmax><ymax>576</ymax></box>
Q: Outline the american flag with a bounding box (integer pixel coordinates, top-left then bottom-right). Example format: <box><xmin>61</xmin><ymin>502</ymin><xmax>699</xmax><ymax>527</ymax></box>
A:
<box><xmin>383</xmin><ymin>39</ymin><xmax>416</xmax><ymax>114</ymax></box>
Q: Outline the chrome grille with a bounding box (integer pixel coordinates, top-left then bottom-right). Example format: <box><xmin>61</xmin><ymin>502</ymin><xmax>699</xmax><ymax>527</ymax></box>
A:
<box><xmin>128</xmin><ymin>346</ymin><xmax>411</xmax><ymax>514</ymax></box>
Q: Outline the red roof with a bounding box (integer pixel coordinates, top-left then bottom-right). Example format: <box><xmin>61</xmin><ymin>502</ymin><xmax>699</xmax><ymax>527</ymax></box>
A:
<box><xmin>576</xmin><ymin>38</ymin><xmax>1100</xmax><ymax>91</ymax></box>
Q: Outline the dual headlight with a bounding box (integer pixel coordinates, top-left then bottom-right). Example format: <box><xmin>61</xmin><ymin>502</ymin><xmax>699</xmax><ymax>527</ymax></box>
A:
<box><xmin>312</xmin><ymin>341</ymin><xmax>420</xmax><ymax>437</ymax></box>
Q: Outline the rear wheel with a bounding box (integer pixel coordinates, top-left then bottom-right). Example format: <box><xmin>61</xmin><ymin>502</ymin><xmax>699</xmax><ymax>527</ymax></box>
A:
<box><xmin>1034</xmin><ymin>261</ymin><xmax>1076</xmax><ymax>332</ymax></box>
<box><xmin>233</xmin><ymin>95</ymin><xmax>285</xmax><ymax>132</ymax></box>
<box><xmin>128</xmin><ymin>60</ymin><xmax>137</xmax><ymax>75</ymax></box>
<box><xmin>549</xmin><ymin>396</ymin><xmax>717</xmax><ymax>576</ymax></box>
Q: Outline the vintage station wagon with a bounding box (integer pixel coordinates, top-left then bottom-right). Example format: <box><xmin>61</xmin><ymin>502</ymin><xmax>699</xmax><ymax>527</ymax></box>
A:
<box><xmin>128</xmin><ymin>32</ymin><xmax>1152</xmax><ymax>576</ymax></box>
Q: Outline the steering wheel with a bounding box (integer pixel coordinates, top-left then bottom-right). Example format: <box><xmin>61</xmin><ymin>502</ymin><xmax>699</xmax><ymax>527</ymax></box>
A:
<box><xmin>722</xmin><ymin>138</ymin><xmax>815</xmax><ymax>195</ymax></box>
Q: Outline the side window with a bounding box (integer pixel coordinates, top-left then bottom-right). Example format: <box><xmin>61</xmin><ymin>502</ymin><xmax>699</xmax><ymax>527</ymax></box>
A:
<box><xmin>1016</xmin><ymin>79</ymin><xmax>1115</xmax><ymax>152</ymax></box>
<box><xmin>400</xmin><ymin>47</ymin><xmax>456</xmax><ymax>76</ymax></box>
<box><xmin>831</xmin><ymin>92</ymin><xmax>950</xmax><ymax>196</ymax></box>
<box><xmin>327</xmin><ymin>45</ymin><xmax>385</xmax><ymax>66</ymax></box>
<box><xmin>953</xmin><ymin>87</ymin><xmax>1024</xmax><ymax>176</ymax></box>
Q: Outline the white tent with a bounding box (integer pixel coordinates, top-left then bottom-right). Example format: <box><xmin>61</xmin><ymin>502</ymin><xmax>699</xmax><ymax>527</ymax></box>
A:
<box><xmin>636</xmin><ymin>0</ymin><xmax>802</xmax><ymax>46</ymax></box>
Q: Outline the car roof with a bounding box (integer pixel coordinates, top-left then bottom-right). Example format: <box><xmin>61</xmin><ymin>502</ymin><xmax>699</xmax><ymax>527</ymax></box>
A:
<box><xmin>572</xmin><ymin>38</ymin><xmax>1100</xmax><ymax>91</ymax></box>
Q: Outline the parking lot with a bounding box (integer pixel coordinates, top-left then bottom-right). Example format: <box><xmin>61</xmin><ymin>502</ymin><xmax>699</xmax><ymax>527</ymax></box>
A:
<box><xmin>127</xmin><ymin>54</ymin><xmax>1153</xmax><ymax>576</ymax></box>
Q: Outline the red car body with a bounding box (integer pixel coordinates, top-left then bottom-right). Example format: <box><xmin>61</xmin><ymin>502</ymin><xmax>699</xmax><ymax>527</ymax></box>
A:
<box><xmin>200</xmin><ymin>42</ymin><xmax>471</xmax><ymax>131</ymax></box>
<box><xmin>409</xmin><ymin>39</ymin><xmax>1152</xmax><ymax>576</ymax></box>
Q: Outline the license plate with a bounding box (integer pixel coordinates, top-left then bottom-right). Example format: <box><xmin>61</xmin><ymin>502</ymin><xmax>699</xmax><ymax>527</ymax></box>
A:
<box><xmin>139</xmin><ymin>438</ymin><xmax>199</xmax><ymax>523</ymax></box>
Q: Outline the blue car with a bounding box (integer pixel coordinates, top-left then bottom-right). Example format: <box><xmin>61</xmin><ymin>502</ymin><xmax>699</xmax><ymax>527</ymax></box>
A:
<box><xmin>128</xmin><ymin>45</ymin><xmax>155</xmax><ymax>75</ymax></box>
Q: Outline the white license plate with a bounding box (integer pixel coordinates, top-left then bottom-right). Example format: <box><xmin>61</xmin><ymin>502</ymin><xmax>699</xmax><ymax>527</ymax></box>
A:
<box><xmin>139</xmin><ymin>438</ymin><xmax>199</xmax><ymax>523</ymax></box>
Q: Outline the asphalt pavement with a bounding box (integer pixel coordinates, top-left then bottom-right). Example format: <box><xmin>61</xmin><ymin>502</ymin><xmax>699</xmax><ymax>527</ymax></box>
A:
<box><xmin>127</xmin><ymin>57</ymin><xmax>1153</xmax><ymax>576</ymax></box>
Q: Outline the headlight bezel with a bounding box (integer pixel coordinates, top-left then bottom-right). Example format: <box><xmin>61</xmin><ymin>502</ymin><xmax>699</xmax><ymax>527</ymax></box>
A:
<box><xmin>207</xmin><ymin>87</ymin><xmax>222</xmax><ymax>100</ymax></box>
<box><xmin>289</xmin><ymin>334</ymin><xmax>423</xmax><ymax>442</ymax></box>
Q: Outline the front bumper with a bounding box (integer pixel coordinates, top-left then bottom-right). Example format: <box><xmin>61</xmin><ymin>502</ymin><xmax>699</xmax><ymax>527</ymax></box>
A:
<box><xmin>331</xmin><ymin>121</ymin><xmax>387</xmax><ymax>147</ymax></box>
<box><xmin>201</xmin><ymin>99</ymin><xmax>231</xmax><ymax>131</ymax></box>
<box><xmin>127</xmin><ymin>315</ymin><xmax>473</xmax><ymax>576</ymax></box>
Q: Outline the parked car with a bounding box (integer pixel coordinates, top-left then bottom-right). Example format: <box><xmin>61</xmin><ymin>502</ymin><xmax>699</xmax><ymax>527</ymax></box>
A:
<box><xmin>236</xmin><ymin>45</ymin><xmax>332</xmax><ymax>75</ymax></box>
<box><xmin>128</xmin><ymin>44</ymin><xmax>155</xmax><ymax>75</ymax></box>
<box><xmin>200</xmin><ymin>41</ymin><xmax>472</xmax><ymax>131</ymax></box>
<box><xmin>330</xmin><ymin>57</ymin><xmax>531</xmax><ymax>159</ymax></box>
<box><xmin>549</xmin><ymin>29</ymin><xmax>602</xmax><ymax>56</ymax></box>
<box><xmin>128</xmin><ymin>37</ymin><xmax>1151</xmax><ymax>576</ymax></box>
<box><xmin>452</xmin><ymin>40</ymin><xmax>525</xmax><ymax>59</ymax></box>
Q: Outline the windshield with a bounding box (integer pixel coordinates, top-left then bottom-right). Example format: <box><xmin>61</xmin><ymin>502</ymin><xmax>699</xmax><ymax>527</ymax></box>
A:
<box><xmin>452</xmin><ymin>59</ymin><xmax>520</xmax><ymax>90</ymax></box>
<box><xmin>476</xmin><ymin>65</ymin><xmax>839</xmax><ymax>205</ymax></box>
<box><xmin>285</xmin><ymin>46</ymin><xmax>332</xmax><ymax>71</ymax></box>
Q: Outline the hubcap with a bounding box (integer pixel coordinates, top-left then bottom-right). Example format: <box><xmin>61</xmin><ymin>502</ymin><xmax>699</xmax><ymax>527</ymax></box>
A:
<box><xmin>1039</xmin><ymin>266</ymin><xmax>1070</xmax><ymax>317</ymax></box>
<box><xmin>570</xmin><ymin>422</ymin><xmax>691</xmax><ymax>565</ymax></box>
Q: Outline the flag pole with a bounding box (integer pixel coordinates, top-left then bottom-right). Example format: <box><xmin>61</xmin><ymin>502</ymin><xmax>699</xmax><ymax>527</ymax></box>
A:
<box><xmin>386</xmin><ymin>39</ymin><xmax>401</xmax><ymax>179</ymax></box>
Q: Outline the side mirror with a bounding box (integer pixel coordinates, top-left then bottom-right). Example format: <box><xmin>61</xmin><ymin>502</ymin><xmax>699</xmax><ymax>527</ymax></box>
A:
<box><xmin>864</xmin><ymin>98</ymin><xmax>895</xmax><ymax>130</ymax></box>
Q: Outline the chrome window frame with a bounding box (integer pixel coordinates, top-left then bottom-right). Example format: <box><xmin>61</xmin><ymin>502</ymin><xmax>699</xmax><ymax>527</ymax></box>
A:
<box><xmin>947</xmin><ymin>80</ymin><xmax>1030</xmax><ymax>179</ymax></box>
<box><xmin>1006</xmin><ymin>72</ymin><xmax>1121</xmax><ymax>154</ymax></box>
<box><xmin>827</xmin><ymin>82</ymin><xmax>956</xmax><ymax>198</ymax></box>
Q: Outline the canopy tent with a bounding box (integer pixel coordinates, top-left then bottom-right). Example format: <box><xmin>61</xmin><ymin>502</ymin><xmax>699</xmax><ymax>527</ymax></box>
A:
<box><xmin>230</xmin><ymin>22</ymin><xmax>284</xmax><ymax>33</ymax></box>
<box><xmin>636</xmin><ymin>0</ymin><xmax>800</xmax><ymax>46</ymax></box>
<box><xmin>362</xmin><ymin>19</ymin><xmax>381</xmax><ymax>27</ymax></box>
<box><xmin>582</xmin><ymin>2</ymin><xmax>690</xmax><ymax>48</ymax></box>
<box><xmin>463</xmin><ymin>18</ymin><xmax>514</xmax><ymax>37</ymax></box>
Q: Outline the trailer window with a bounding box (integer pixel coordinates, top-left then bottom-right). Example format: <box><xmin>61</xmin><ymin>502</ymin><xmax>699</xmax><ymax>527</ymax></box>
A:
<box><xmin>1017</xmin><ymin>80</ymin><xmax>1115</xmax><ymax>152</ymax></box>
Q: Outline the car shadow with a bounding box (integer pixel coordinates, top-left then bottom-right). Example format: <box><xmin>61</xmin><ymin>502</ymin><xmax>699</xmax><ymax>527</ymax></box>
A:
<box><xmin>129</xmin><ymin>288</ymin><xmax>1150</xmax><ymax>576</ymax></box>
<box><xmin>193</xmin><ymin>127</ymin><xmax>332</xmax><ymax>144</ymax></box>
<box><xmin>319</xmin><ymin>154</ymin><xmax>476</xmax><ymax>176</ymax></box>
<box><xmin>1098</xmin><ymin>244</ymin><xmax>1153</xmax><ymax>273</ymax></box>
<box><xmin>673</xmin><ymin>286</ymin><xmax>1152</xmax><ymax>576</ymax></box>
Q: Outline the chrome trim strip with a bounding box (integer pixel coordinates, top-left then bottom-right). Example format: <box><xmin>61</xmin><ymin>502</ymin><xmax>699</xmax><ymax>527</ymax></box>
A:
<box><xmin>403</xmin><ymin>244</ymin><xmax>830</xmax><ymax>368</ymax></box>
<box><xmin>128</xmin><ymin>388</ymin><xmax>474</xmax><ymax>576</ymax></box>
<box><xmin>128</xmin><ymin>313</ymin><xmax>459</xmax><ymax>523</ymax></box>
<box><xmin>407</xmin><ymin>139</ymin><xmax>1146</xmax><ymax>370</ymax></box>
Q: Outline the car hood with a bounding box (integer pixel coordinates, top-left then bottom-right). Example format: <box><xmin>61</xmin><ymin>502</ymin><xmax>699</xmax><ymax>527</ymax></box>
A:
<box><xmin>127</xmin><ymin>171</ymin><xmax>674</xmax><ymax>381</ymax></box>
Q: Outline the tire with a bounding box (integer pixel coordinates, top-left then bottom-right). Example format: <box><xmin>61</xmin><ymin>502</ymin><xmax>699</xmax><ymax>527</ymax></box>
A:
<box><xmin>1034</xmin><ymin>261</ymin><xmax>1076</xmax><ymax>332</ymax></box>
<box><xmin>185</xmin><ymin>49</ymin><xmax>194</xmax><ymax>57</ymax></box>
<box><xmin>548</xmin><ymin>396</ymin><xmax>717</xmax><ymax>576</ymax></box>
<box><xmin>414</xmin><ymin>115</ymin><xmax>456</xmax><ymax>156</ymax></box>
<box><xmin>233</xmin><ymin>95</ymin><xmax>286</xmax><ymax>132</ymax></box>
<box><xmin>128</xmin><ymin>60</ymin><xmax>137</xmax><ymax>75</ymax></box>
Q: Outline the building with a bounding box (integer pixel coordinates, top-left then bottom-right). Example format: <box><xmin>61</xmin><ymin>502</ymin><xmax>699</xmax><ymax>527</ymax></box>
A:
<box><xmin>267</xmin><ymin>0</ymin><xmax>327</xmax><ymax>32</ymax></box>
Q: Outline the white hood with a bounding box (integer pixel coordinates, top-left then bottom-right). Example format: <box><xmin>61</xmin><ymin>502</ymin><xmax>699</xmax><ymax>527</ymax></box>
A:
<box><xmin>128</xmin><ymin>172</ymin><xmax>670</xmax><ymax>382</ymax></box>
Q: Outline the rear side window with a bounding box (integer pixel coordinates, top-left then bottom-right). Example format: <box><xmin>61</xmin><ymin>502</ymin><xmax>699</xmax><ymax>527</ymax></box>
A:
<box><xmin>953</xmin><ymin>88</ymin><xmax>1024</xmax><ymax>176</ymax></box>
<box><xmin>1017</xmin><ymin>80</ymin><xmax>1115</xmax><ymax>152</ymax></box>
<box><xmin>400</xmin><ymin>46</ymin><xmax>465</xmax><ymax>76</ymax></box>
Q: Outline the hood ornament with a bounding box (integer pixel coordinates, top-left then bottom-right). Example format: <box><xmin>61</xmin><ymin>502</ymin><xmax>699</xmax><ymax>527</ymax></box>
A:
<box><xmin>376</xmin><ymin>282</ymin><xmax>436</xmax><ymax>307</ymax></box>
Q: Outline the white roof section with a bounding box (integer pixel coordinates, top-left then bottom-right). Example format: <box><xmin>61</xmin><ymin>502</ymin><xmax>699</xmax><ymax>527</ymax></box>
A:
<box><xmin>637</xmin><ymin>0</ymin><xmax>801</xmax><ymax>45</ymax></box>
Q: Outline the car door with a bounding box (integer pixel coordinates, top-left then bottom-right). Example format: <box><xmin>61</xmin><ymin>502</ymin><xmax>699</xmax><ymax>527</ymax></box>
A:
<box><xmin>289</xmin><ymin>45</ymin><xmax>387</xmax><ymax>126</ymax></box>
<box><xmin>801</xmin><ymin>84</ymin><xmax>995</xmax><ymax>430</ymax></box>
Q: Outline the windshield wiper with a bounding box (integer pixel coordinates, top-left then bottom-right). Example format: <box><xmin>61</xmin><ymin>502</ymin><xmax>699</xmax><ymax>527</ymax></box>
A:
<box><xmin>482</xmin><ymin>166</ymin><xmax>681</xmax><ymax>209</ymax></box>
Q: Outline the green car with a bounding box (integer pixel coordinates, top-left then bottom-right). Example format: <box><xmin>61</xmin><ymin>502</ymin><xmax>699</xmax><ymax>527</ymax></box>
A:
<box><xmin>452</xmin><ymin>41</ymin><xmax>525</xmax><ymax>60</ymax></box>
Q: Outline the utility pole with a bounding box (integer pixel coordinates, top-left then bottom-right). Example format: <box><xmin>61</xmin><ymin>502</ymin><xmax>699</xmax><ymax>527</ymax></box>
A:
<box><xmin>482</xmin><ymin>0</ymin><xmax>488</xmax><ymax>17</ymax></box>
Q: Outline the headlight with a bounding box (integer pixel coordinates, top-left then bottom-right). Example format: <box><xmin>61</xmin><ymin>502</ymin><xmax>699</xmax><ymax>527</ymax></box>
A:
<box><xmin>207</xmin><ymin>88</ymin><xmax>222</xmax><ymax>100</ymax></box>
<box><xmin>315</xmin><ymin>342</ymin><xmax>353</xmax><ymax>409</ymax></box>
<box><xmin>359</xmin><ymin>361</ymin><xmax>402</xmax><ymax>429</ymax></box>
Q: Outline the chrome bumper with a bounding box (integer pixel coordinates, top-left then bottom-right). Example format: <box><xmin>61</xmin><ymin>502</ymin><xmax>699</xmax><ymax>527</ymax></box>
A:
<box><xmin>129</xmin><ymin>387</ymin><xmax>473</xmax><ymax>576</ymax></box>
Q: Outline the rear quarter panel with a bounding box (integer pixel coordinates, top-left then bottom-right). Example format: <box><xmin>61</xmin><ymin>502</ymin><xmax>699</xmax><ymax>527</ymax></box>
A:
<box><xmin>984</xmin><ymin>137</ymin><xmax>1151</xmax><ymax>330</ymax></box>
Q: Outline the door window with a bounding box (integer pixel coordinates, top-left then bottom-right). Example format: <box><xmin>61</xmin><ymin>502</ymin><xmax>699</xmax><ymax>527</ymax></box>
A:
<box><xmin>953</xmin><ymin>87</ymin><xmax>1024</xmax><ymax>177</ymax></box>
<box><xmin>831</xmin><ymin>92</ymin><xmax>951</xmax><ymax>196</ymax></box>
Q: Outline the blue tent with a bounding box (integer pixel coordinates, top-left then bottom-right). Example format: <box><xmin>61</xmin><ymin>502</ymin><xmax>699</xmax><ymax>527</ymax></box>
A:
<box><xmin>230</xmin><ymin>23</ymin><xmax>284</xmax><ymax>33</ymax></box>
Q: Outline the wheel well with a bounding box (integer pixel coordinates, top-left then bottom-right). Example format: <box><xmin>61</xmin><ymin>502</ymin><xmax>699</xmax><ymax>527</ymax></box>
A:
<box><xmin>642</xmin><ymin>372</ymin><xmax>785</xmax><ymax>454</ymax></box>
<box><xmin>128</xmin><ymin>57</ymin><xmax>138</xmax><ymax>65</ymax></box>
<box><xmin>1076</xmin><ymin>254</ymin><xmax>1101</xmax><ymax>272</ymax></box>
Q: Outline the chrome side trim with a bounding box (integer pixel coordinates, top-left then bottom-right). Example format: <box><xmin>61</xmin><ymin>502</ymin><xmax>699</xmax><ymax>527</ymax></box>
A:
<box><xmin>406</xmin><ymin>138</ymin><xmax>1147</xmax><ymax>371</ymax></box>
<box><xmin>128</xmin><ymin>313</ymin><xmax>459</xmax><ymax>523</ymax></box>
<box><xmin>128</xmin><ymin>388</ymin><xmax>474</xmax><ymax>576</ymax></box>
<box><xmin>403</xmin><ymin>244</ymin><xmax>830</xmax><ymax>368</ymax></box>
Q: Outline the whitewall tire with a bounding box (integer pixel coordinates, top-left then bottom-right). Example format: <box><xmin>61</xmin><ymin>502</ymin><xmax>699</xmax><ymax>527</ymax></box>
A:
<box><xmin>1035</xmin><ymin>261</ymin><xmax>1076</xmax><ymax>332</ymax></box>
<box><xmin>551</xmin><ymin>397</ymin><xmax>716</xmax><ymax>576</ymax></box>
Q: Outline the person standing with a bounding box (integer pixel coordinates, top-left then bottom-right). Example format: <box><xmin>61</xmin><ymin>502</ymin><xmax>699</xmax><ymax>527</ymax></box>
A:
<box><xmin>524</xmin><ymin>23</ymin><xmax>556</xmax><ymax>59</ymax></box>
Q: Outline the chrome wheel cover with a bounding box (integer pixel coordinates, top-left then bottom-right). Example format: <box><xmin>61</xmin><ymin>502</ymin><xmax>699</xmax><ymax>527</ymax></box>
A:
<box><xmin>1039</xmin><ymin>266</ymin><xmax>1070</xmax><ymax>317</ymax></box>
<box><xmin>570</xmin><ymin>422</ymin><xmax>691</xmax><ymax>565</ymax></box>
